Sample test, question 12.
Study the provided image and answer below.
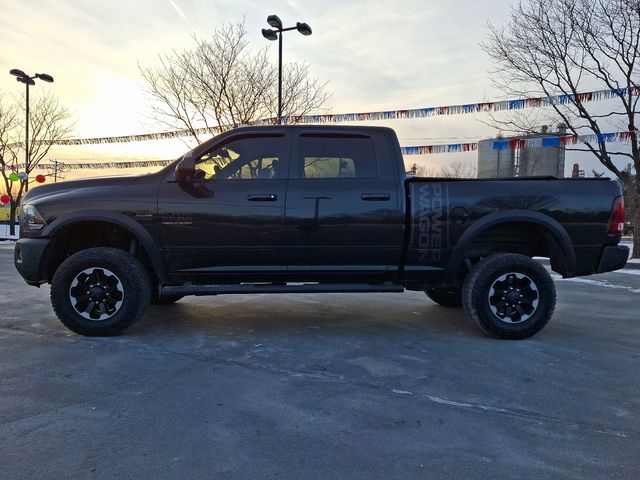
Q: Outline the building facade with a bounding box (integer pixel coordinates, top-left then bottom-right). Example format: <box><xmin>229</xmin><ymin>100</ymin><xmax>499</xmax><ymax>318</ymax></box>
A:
<box><xmin>478</xmin><ymin>126</ymin><xmax>566</xmax><ymax>178</ymax></box>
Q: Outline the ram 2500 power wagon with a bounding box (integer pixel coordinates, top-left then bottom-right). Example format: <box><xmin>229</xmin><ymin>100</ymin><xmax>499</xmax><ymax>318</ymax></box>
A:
<box><xmin>14</xmin><ymin>125</ymin><xmax>629</xmax><ymax>339</ymax></box>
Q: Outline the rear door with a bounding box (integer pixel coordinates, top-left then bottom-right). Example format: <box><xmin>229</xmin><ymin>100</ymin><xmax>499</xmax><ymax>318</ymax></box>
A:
<box><xmin>283</xmin><ymin>129</ymin><xmax>403</xmax><ymax>276</ymax></box>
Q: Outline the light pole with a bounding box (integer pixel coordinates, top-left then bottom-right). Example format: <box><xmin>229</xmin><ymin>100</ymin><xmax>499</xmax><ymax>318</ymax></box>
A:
<box><xmin>9</xmin><ymin>68</ymin><xmax>54</xmax><ymax>190</ymax></box>
<box><xmin>262</xmin><ymin>15</ymin><xmax>312</xmax><ymax>124</ymax></box>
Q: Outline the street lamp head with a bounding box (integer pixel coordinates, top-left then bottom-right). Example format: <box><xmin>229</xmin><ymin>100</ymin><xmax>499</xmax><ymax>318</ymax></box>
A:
<box><xmin>36</xmin><ymin>73</ymin><xmax>54</xmax><ymax>83</ymax></box>
<box><xmin>267</xmin><ymin>15</ymin><xmax>283</xmax><ymax>30</ymax></box>
<box><xmin>17</xmin><ymin>77</ymin><xmax>35</xmax><ymax>86</ymax></box>
<box><xmin>9</xmin><ymin>68</ymin><xmax>27</xmax><ymax>78</ymax></box>
<box><xmin>296</xmin><ymin>22</ymin><xmax>312</xmax><ymax>36</ymax></box>
<box><xmin>262</xmin><ymin>28</ymin><xmax>278</xmax><ymax>41</ymax></box>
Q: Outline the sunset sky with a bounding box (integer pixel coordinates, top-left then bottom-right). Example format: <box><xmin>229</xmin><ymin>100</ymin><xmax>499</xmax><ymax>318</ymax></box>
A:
<box><xmin>0</xmin><ymin>0</ymin><xmax>630</xmax><ymax>181</ymax></box>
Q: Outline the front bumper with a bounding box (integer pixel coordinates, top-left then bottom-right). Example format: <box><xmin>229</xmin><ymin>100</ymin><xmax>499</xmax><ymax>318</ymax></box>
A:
<box><xmin>596</xmin><ymin>245</ymin><xmax>629</xmax><ymax>274</ymax></box>
<box><xmin>14</xmin><ymin>238</ymin><xmax>50</xmax><ymax>286</ymax></box>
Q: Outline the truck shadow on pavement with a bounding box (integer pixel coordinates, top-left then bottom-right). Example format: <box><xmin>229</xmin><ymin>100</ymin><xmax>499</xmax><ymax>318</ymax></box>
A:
<box><xmin>132</xmin><ymin>293</ymin><xmax>481</xmax><ymax>339</ymax></box>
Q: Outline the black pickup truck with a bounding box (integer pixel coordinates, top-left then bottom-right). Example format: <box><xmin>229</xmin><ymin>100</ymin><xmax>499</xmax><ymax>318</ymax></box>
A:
<box><xmin>14</xmin><ymin>125</ymin><xmax>628</xmax><ymax>339</ymax></box>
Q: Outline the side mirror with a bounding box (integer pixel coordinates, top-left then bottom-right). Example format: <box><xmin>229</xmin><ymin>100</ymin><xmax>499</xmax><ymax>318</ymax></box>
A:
<box><xmin>176</xmin><ymin>153</ymin><xmax>196</xmax><ymax>182</ymax></box>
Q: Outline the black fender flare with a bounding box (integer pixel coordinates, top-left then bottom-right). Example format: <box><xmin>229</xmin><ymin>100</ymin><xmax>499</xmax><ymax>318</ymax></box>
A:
<box><xmin>446</xmin><ymin>210</ymin><xmax>576</xmax><ymax>281</ymax></box>
<box><xmin>41</xmin><ymin>210</ymin><xmax>166</xmax><ymax>282</ymax></box>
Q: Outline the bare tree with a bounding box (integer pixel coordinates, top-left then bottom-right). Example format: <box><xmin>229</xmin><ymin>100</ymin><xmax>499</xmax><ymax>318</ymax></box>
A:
<box><xmin>0</xmin><ymin>92</ymin><xmax>72</xmax><ymax>235</ymax></box>
<box><xmin>482</xmin><ymin>0</ymin><xmax>640</xmax><ymax>256</ymax></box>
<box><xmin>439</xmin><ymin>161</ymin><xmax>478</xmax><ymax>179</ymax></box>
<box><xmin>140</xmin><ymin>19</ymin><xmax>331</xmax><ymax>144</ymax></box>
<box><xmin>412</xmin><ymin>161</ymin><xmax>477</xmax><ymax>178</ymax></box>
<box><xmin>411</xmin><ymin>164</ymin><xmax>438</xmax><ymax>177</ymax></box>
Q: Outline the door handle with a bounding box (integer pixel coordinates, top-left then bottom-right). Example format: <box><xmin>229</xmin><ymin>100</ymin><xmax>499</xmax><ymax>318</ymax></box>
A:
<box><xmin>248</xmin><ymin>193</ymin><xmax>278</xmax><ymax>201</ymax></box>
<box><xmin>361</xmin><ymin>193</ymin><xmax>391</xmax><ymax>201</ymax></box>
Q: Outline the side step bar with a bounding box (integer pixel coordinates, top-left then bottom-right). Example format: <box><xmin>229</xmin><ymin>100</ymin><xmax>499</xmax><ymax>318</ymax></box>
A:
<box><xmin>161</xmin><ymin>282</ymin><xmax>405</xmax><ymax>296</ymax></box>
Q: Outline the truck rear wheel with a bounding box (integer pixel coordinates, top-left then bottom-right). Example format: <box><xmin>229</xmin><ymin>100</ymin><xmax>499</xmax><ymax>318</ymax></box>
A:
<box><xmin>425</xmin><ymin>288</ymin><xmax>462</xmax><ymax>308</ymax></box>
<box><xmin>462</xmin><ymin>253</ymin><xmax>556</xmax><ymax>339</ymax></box>
<box><xmin>50</xmin><ymin>247</ymin><xmax>151</xmax><ymax>336</ymax></box>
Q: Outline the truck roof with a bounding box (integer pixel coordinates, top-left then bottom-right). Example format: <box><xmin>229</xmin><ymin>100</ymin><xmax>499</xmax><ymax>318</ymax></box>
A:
<box><xmin>193</xmin><ymin>124</ymin><xmax>398</xmax><ymax>157</ymax></box>
<box><xmin>230</xmin><ymin>124</ymin><xmax>396</xmax><ymax>133</ymax></box>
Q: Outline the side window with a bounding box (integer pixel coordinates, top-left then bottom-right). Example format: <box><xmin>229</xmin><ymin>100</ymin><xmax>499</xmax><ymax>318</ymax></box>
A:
<box><xmin>304</xmin><ymin>157</ymin><xmax>355</xmax><ymax>178</ymax></box>
<box><xmin>195</xmin><ymin>135</ymin><xmax>284</xmax><ymax>181</ymax></box>
<box><xmin>299</xmin><ymin>135</ymin><xmax>378</xmax><ymax>179</ymax></box>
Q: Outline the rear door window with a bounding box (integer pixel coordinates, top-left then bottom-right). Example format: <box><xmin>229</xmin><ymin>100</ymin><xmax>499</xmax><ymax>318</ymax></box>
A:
<box><xmin>298</xmin><ymin>135</ymin><xmax>378</xmax><ymax>179</ymax></box>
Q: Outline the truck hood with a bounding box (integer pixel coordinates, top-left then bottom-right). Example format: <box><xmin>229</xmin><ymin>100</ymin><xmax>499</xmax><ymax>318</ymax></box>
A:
<box><xmin>21</xmin><ymin>175</ymin><xmax>145</xmax><ymax>205</ymax></box>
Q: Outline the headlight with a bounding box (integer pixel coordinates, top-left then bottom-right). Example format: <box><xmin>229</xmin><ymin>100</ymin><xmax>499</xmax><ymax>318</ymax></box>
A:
<box><xmin>21</xmin><ymin>204</ymin><xmax>46</xmax><ymax>230</ymax></box>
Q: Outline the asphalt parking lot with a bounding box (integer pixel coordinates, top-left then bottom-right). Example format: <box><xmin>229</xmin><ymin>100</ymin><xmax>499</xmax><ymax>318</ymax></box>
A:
<box><xmin>1</xmin><ymin>243</ymin><xmax>639</xmax><ymax>479</ymax></box>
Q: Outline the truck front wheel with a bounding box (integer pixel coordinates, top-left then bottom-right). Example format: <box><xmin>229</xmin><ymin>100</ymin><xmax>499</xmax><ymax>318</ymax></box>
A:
<box><xmin>50</xmin><ymin>247</ymin><xmax>151</xmax><ymax>336</ymax></box>
<box><xmin>462</xmin><ymin>253</ymin><xmax>556</xmax><ymax>339</ymax></box>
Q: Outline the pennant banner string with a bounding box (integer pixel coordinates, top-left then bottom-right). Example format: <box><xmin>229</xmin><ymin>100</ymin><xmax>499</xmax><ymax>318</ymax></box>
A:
<box><xmin>10</xmin><ymin>130</ymin><xmax>631</xmax><ymax>172</ymax></box>
<box><xmin>11</xmin><ymin>86</ymin><xmax>636</xmax><ymax>147</ymax></box>
<box><xmin>401</xmin><ymin>130</ymin><xmax>635</xmax><ymax>155</ymax></box>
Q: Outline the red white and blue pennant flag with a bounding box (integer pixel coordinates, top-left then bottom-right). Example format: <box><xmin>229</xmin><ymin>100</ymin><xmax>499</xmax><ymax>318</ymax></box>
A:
<box><xmin>27</xmin><ymin>130</ymin><xmax>635</xmax><ymax>171</ymax></box>
<box><xmin>401</xmin><ymin>143</ymin><xmax>479</xmax><ymax>155</ymax></box>
<box><xmin>286</xmin><ymin>87</ymin><xmax>637</xmax><ymax>125</ymax></box>
<box><xmin>44</xmin><ymin>86</ymin><xmax>639</xmax><ymax>146</ymax></box>
<box><xmin>478</xmin><ymin>131</ymin><xmax>636</xmax><ymax>151</ymax></box>
<box><xmin>31</xmin><ymin>159</ymin><xmax>176</xmax><ymax>170</ymax></box>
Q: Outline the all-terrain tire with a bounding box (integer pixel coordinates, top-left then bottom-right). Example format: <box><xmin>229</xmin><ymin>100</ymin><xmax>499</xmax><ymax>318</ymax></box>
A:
<box><xmin>462</xmin><ymin>253</ymin><xmax>556</xmax><ymax>339</ymax></box>
<box><xmin>425</xmin><ymin>288</ymin><xmax>463</xmax><ymax>308</ymax></box>
<box><xmin>50</xmin><ymin>247</ymin><xmax>151</xmax><ymax>336</ymax></box>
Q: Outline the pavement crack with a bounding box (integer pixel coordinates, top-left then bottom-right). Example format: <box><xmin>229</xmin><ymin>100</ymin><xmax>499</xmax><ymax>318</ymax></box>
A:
<box><xmin>386</xmin><ymin>389</ymin><xmax>636</xmax><ymax>439</ymax></box>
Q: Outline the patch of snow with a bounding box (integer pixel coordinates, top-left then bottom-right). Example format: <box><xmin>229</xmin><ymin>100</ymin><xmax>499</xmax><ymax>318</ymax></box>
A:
<box><xmin>391</xmin><ymin>389</ymin><xmax>414</xmax><ymax>395</ymax></box>
<box><xmin>613</xmin><ymin>269</ymin><xmax>640</xmax><ymax>276</ymax></box>
<box><xmin>550</xmin><ymin>274</ymin><xmax>640</xmax><ymax>293</ymax></box>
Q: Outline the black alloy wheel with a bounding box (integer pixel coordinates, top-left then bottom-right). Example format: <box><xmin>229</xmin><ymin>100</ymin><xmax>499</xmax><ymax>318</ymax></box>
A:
<box><xmin>462</xmin><ymin>253</ymin><xmax>556</xmax><ymax>339</ymax></box>
<box><xmin>50</xmin><ymin>247</ymin><xmax>151</xmax><ymax>336</ymax></box>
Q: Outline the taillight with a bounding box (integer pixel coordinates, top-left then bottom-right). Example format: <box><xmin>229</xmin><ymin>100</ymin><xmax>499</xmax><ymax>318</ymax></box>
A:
<box><xmin>608</xmin><ymin>196</ymin><xmax>625</xmax><ymax>234</ymax></box>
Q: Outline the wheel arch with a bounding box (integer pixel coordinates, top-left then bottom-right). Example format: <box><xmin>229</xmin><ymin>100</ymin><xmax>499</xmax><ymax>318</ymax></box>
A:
<box><xmin>447</xmin><ymin>210</ymin><xmax>577</xmax><ymax>282</ymax></box>
<box><xmin>41</xmin><ymin>210</ymin><xmax>165</xmax><ymax>284</ymax></box>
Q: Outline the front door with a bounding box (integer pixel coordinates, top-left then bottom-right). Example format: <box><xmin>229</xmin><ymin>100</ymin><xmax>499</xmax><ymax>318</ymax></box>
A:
<box><xmin>158</xmin><ymin>131</ymin><xmax>291</xmax><ymax>282</ymax></box>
